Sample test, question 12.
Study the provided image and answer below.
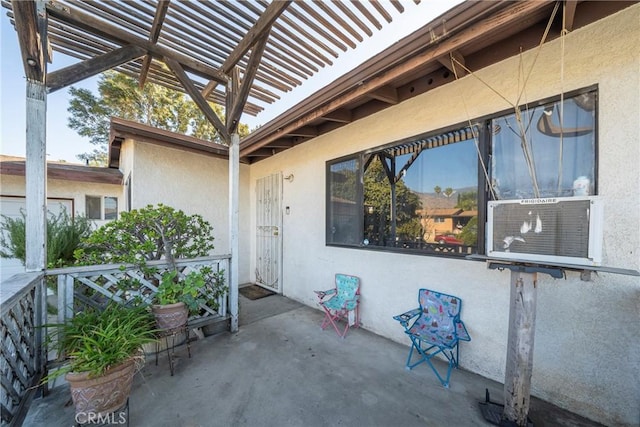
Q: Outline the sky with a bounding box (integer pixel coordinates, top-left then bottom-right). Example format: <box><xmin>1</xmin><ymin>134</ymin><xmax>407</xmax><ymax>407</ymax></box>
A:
<box><xmin>0</xmin><ymin>1</ymin><xmax>462</xmax><ymax>164</ymax></box>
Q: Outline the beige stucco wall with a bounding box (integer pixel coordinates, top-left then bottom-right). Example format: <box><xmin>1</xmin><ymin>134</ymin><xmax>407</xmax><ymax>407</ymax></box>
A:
<box><xmin>0</xmin><ymin>173</ymin><xmax>123</xmax><ymax>228</ymax></box>
<box><xmin>121</xmin><ymin>140</ymin><xmax>252</xmax><ymax>284</ymax></box>
<box><xmin>1</xmin><ymin>173</ymin><xmax>123</xmax><ymax>279</ymax></box>
<box><xmin>247</xmin><ymin>6</ymin><xmax>640</xmax><ymax>426</ymax></box>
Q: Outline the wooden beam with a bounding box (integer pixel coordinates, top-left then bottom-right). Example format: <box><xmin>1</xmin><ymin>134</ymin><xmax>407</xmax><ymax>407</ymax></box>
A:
<box><xmin>12</xmin><ymin>0</ymin><xmax>46</xmax><ymax>82</ymax></box>
<box><xmin>164</xmin><ymin>57</ymin><xmax>230</xmax><ymax>143</ymax></box>
<box><xmin>438</xmin><ymin>51</ymin><xmax>467</xmax><ymax>77</ymax></box>
<box><xmin>266</xmin><ymin>139</ymin><xmax>295</xmax><ymax>149</ymax></box>
<box><xmin>228</xmin><ymin>34</ymin><xmax>269</xmax><ymax>132</ymax></box>
<box><xmin>221</xmin><ymin>0</ymin><xmax>290</xmax><ymax>74</ymax></box>
<box><xmin>352</xmin><ymin>1</ymin><xmax>382</xmax><ymax>30</ymax></box>
<box><xmin>564</xmin><ymin>1</ymin><xmax>578</xmax><ymax>32</ymax></box>
<box><xmin>201</xmin><ymin>81</ymin><xmax>219</xmax><ymax>99</ymax></box>
<box><xmin>47</xmin><ymin>45</ymin><xmax>146</xmax><ymax>93</ymax></box>
<box><xmin>368</xmin><ymin>86</ymin><xmax>398</xmax><ymax>104</ymax></box>
<box><xmin>245</xmin><ymin>148</ymin><xmax>276</xmax><ymax>157</ymax></box>
<box><xmin>25</xmin><ymin>80</ymin><xmax>47</xmax><ymax>272</ymax></box>
<box><xmin>45</xmin><ymin>2</ymin><xmax>227</xmax><ymax>84</ymax></box>
<box><xmin>226</xmin><ymin>67</ymin><xmax>240</xmax><ymax>130</ymax></box>
<box><xmin>284</xmin><ymin>126</ymin><xmax>317</xmax><ymax>138</ymax></box>
<box><xmin>390</xmin><ymin>1</ymin><xmax>405</xmax><ymax>13</ymax></box>
<box><xmin>139</xmin><ymin>0</ymin><xmax>170</xmax><ymax>88</ymax></box>
<box><xmin>321</xmin><ymin>109</ymin><xmax>352</xmax><ymax>123</ymax></box>
<box><xmin>502</xmin><ymin>272</ymin><xmax>538</xmax><ymax>425</ymax></box>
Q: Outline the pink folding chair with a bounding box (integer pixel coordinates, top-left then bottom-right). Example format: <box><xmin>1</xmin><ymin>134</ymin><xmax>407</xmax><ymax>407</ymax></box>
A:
<box><xmin>314</xmin><ymin>274</ymin><xmax>360</xmax><ymax>338</ymax></box>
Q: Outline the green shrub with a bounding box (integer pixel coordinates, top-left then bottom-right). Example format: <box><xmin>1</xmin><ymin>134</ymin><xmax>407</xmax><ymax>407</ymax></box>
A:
<box><xmin>0</xmin><ymin>208</ymin><xmax>93</xmax><ymax>268</ymax></box>
<box><xmin>75</xmin><ymin>204</ymin><xmax>215</xmax><ymax>270</ymax></box>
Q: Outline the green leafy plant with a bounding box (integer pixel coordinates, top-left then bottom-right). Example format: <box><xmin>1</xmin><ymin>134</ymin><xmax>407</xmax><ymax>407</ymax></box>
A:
<box><xmin>75</xmin><ymin>204</ymin><xmax>215</xmax><ymax>271</ymax></box>
<box><xmin>201</xmin><ymin>267</ymin><xmax>228</xmax><ymax>312</ymax></box>
<box><xmin>0</xmin><ymin>208</ymin><xmax>93</xmax><ymax>268</ymax></box>
<box><xmin>154</xmin><ymin>270</ymin><xmax>205</xmax><ymax>313</ymax></box>
<box><xmin>47</xmin><ymin>303</ymin><xmax>157</xmax><ymax>379</ymax></box>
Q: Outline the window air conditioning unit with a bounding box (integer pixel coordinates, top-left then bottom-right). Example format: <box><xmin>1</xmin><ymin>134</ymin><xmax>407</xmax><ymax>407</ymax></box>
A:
<box><xmin>487</xmin><ymin>196</ymin><xmax>604</xmax><ymax>267</ymax></box>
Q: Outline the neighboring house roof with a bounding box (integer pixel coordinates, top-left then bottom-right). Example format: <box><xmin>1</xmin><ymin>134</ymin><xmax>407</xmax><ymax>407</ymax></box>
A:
<box><xmin>0</xmin><ymin>155</ymin><xmax>122</xmax><ymax>185</ymax></box>
<box><xmin>109</xmin><ymin>117</ymin><xmax>229</xmax><ymax>168</ymax></box>
<box><xmin>454</xmin><ymin>210</ymin><xmax>478</xmax><ymax>218</ymax></box>
<box><xmin>424</xmin><ymin>208</ymin><xmax>463</xmax><ymax>217</ymax></box>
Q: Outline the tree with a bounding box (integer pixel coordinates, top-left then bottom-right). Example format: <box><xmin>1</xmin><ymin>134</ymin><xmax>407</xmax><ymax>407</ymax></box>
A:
<box><xmin>456</xmin><ymin>190</ymin><xmax>478</xmax><ymax>211</ymax></box>
<box><xmin>434</xmin><ymin>185</ymin><xmax>441</xmax><ymax>197</ymax></box>
<box><xmin>443</xmin><ymin>187</ymin><xmax>455</xmax><ymax>198</ymax></box>
<box><xmin>68</xmin><ymin>71</ymin><xmax>249</xmax><ymax>165</ymax></box>
<box><xmin>458</xmin><ymin>216</ymin><xmax>478</xmax><ymax>246</ymax></box>
<box><xmin>364</xmin><ymin>157</ymin><xmax>422</xmax><ymax>244</ymax></box>
<box><xmin>75</xmin><ymin>204</ymin><xmax>215</xmax><ymax>270</ymax></box>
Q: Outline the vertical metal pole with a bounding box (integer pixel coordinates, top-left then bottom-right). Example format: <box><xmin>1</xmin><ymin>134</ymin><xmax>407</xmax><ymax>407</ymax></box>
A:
<box><xmin>229</xmin><ymin>133</ymin><xmax>240</xmax><ymax>332</ymax></box>
<box><xmin>503</xmin><ymin>271</ymin><xmax>537</xmax><ymax>426</ymax></box>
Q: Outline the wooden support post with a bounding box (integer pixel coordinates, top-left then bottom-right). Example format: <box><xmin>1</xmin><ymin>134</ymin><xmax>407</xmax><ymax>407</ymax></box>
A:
<box><xmin>503</xmin><ymin>271</ymin><xmax>537</xmax><ymax>426</ymax></box>
<box><xmin>25</xmin><ymin>82</ymin><xmax>47</xmax><ymax>272</ymax></box>
<box><xmin>228</xmin><ymin>132</ymin><xmax>240</xmax><ymax>333</ymax></box>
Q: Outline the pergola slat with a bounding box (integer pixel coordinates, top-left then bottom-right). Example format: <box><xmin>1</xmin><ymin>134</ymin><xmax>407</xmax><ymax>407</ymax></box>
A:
<box><xmin>274</xmin><ymin>2</ymin><xmax>345</xmax><ymax>52</ymax></box>
<box><xmin>371</xmin><ymin>1</ymin><xmax>393</xmax><ymax>24</ymax></box>
<box><xmin>297</xmin><ymin>2</ymin><xmax>356</xmax><ymax>50</ymax></box>
<box><xmin>4</xmin><ymin>0</ymin><xmax>413</xmax><ymax>122</ymax></box>
<box><xmin>219</xmin><ymin>1</ymin><xmax>330</xmax><ymax>68</ymax></box>
<box><xmin>332</xmin><ymin>1</ymin><xmax>373</xmax><ymax>37</ymax></box>
<box><xmin>351</xmin><ymin>1</ymin><xmax>382</xmax><ymax>31</ymax></box>
<box><xmin>313</xmin><ymin>1</ymin><xmax>363</xmax><ymax>43</ymax></box>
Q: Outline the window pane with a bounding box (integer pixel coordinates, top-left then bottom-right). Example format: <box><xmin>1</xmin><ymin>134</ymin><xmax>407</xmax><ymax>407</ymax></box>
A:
<box><xmin>327</xmin><ymin>158</ymin><xmax>360</xmax><ymax>245</ymax></box>
<box><xmin>364</xmin><ymin>139</ymin><xmax>479</xmax><ymax>251</ymax></box>
<box><xmin>491</xmin><ymin>91</ymin><xmax>596</xmax><ymax>199</ymax></box>
<box><xmin>86</xmin><ymin>196</ymin><xmax>101</xmax><ymax>220</ymax></box>
<box><xmin>104</xmin><ymin>197</ymin><xmax>118</xmax><ymax>220</ymax></box>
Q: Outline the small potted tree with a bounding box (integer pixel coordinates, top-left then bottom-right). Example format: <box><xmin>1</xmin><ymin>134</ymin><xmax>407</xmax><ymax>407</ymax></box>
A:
<box><xmin>47</xmin><ymin>303</ymin><xmax>156</xmax><ymax>423</ymax></box>
<box><xmin>151</xmin><ymin>269</ymin><xmax>204</xmax><ymax>330</ymax></box>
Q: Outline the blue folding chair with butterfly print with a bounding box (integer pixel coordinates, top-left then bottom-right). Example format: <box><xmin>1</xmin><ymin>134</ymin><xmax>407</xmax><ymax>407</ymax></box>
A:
<box><xmin>393</xmin><ymin>288</ymin><xmax>470</xmax><ymax>387</ymax></box>
<box><xmin>314</xmin><ymin>274</ymin><xmax>360</xmax><ymax>338</ymax></box>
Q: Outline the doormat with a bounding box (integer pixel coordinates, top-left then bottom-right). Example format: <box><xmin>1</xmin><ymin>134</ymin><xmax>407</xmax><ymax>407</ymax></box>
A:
<box><xmin>239</xmin><ymin>285</ymin><xmax>276</xmax><ymax>300</ymax></box>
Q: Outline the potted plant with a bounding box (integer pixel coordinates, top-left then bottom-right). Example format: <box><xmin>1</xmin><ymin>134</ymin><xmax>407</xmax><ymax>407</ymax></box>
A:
<box><xmin>47</xmin><ymin>303</ymin><xmax>156</xmax><ymax>424</ymax></box>
<box><xmin>151</xmin><ymin>269</ymin><xmax>205</xmax><ymax>330</ymax></box>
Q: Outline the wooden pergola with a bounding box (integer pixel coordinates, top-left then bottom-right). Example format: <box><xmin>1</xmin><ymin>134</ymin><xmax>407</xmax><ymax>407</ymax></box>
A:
<box><xmin>3</xmin><ymin>1</ymin><xmax>634</xmax><ymax>426</ymax></box>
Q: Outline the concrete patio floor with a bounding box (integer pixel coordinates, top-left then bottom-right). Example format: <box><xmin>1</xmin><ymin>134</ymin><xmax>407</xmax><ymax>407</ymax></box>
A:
<box><xmin>25</xmin><ymin>293</ymin><xmax>604</xmax><ymax>427</ymax></box>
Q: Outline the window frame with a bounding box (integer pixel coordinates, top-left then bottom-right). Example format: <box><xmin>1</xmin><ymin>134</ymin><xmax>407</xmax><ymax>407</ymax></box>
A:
<box><xmin>85</xmin><ymin>195</ymin><xmax>119</xmax><ymax>221</ymax></box>
<box><xmin>325</xmin><ymin>86</ymin><xmax>597</xmax><ymax>259</ymax></box>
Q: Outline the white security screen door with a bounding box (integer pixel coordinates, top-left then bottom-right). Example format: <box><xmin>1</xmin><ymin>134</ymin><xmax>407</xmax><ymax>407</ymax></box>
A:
<box><xmin>255</xmin><ymin>173</ymin><xmax>282</xmax><ymax>293</ymax></box>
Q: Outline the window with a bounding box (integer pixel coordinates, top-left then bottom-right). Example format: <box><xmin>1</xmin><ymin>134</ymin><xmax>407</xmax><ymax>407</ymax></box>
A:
<box><xmin>86</xmin><ymin>196</ymin><xmax>101</xmax><ymax>220</ymax></box>
<box><xmin>104</xmin><ymin>197</ymin><xmax>118</xmax><ymax>220</ymax></box>
<box><xmin>491</xmin><ymin>91</ymin><xmax>596</xmax><ymax>199</ymax></box>
<box><xmin>85</xmin><ymin>196</ymin><xmax>118</xmax><ymax>220</ymax></box>
<box><xmin>327</xmin><ymin>157</ymin><xmax>361</xmax><ymax>245</ymax></box>
<box><xmin>326</xmin><ymin>88</ymin><xmax>597</xmax><ymax>258</ymax></box>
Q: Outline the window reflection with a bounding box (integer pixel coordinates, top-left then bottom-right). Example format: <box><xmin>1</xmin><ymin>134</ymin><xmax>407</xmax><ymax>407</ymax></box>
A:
<box><xmin>491</xmin><ymin>91</ymin><xmax>596</xmax><ymax>199</ymax></box>
<box><xmin>363</xmin><ymin>137</ymin><xmax>478</xmax><ymax>252</ymax></box>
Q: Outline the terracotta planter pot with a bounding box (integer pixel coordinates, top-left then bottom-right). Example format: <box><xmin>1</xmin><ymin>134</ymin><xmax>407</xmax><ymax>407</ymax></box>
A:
<box><xmin>152</xmin><ymin>302</ymin><xmax>188</xmax><ymax>330</ymax></box>
<box><xmin>66</xmin><ymin>358</ymin><xmax>136</xmax><ymax>424</ymax></box>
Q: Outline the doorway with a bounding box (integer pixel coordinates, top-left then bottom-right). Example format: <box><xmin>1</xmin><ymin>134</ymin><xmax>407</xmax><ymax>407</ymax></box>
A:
<box><xmin>255</xmin><ymin>173</ymin><xmax>283</xmax><ymax>293</ymax></box>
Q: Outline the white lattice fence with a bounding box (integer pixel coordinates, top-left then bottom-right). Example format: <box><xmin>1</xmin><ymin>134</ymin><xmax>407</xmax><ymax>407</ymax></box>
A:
<box><xmin>50</xmin><ymin>256</ymin><xmax>230</xmax><ymax>332</ymax></box>
<box><xmin>1</xmin><ymin>273</ymin><xmax>45</xmax><ymax>426</ymax></box>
